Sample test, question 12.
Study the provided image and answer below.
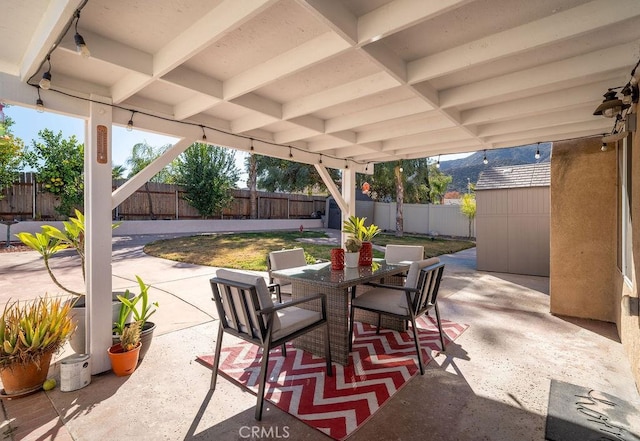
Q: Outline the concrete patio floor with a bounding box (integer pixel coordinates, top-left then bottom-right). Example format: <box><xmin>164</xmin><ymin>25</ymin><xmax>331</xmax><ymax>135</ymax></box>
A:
<box><xmin>0</xmin><ymin>230</ymin><xmax>638</xmax><ymax>440</ymax></box>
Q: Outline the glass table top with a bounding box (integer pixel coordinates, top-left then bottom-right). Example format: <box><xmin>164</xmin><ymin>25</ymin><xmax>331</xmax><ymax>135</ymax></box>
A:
<box><xmin>271</xmin><ymin>259</ymin><xmax>410</xmax><ymax>289</ymax></box>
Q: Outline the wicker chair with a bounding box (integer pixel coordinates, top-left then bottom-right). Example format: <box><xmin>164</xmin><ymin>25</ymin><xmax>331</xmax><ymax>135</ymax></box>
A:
<box><xmin>349</xmin><ymin>259</ymin><xmax>445</xmax><ymax>375</ymax></box>
<box><xmin>209</xmin><ymin>268</ymin><xmax>332</xmax><ymax>420</ymax></box>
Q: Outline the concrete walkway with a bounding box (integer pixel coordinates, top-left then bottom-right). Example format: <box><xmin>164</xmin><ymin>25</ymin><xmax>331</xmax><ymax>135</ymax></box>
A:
<box><xmin>1</xmin><ymin>230</ymin><xmax>638</xmax><ymax>440</ymax></box>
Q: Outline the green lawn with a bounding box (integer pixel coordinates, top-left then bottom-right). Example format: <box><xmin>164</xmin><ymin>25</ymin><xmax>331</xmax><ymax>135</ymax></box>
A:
<box><xmin>143</xmin><ymin>231</ymin><xmax>475</xmax><ymax>271</ymax></box>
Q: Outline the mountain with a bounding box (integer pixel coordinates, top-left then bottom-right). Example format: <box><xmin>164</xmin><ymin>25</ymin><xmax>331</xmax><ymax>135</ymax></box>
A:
<box><xmin>439</xmin><ymin>143</ymin><xmax>551</xmax><ymax>192</ymax></box>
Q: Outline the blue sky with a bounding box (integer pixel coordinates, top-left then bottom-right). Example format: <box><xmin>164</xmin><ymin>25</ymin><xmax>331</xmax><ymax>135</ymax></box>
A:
<box><xmin>5</xmin><ymin>104</ymin><xmax>471</xmax><ymax>187</ymax></box>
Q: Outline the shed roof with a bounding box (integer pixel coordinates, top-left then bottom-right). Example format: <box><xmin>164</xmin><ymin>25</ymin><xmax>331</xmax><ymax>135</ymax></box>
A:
<box><xmin>476</xmin><ymin>163</ymin><xmax>550</xmax><ymax>190</ymax></box>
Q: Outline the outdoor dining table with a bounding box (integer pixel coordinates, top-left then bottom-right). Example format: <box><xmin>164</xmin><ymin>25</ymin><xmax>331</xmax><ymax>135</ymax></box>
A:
<box><xmin>272</xmin><ymin>259</ymin><xmax>410</xmax><ymax>365</ymax></box>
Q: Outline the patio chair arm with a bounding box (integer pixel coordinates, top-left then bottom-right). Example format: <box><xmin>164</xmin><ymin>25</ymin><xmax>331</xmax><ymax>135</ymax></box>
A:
<box><xmin>258</xmin><ymin>293</ymin><xmax>326</xmax><ymax>315</ymax></box>
<box><xmin>364</xmin><ymin>281</ymin><xmax>419</xmax><ymax>293</ymax></box>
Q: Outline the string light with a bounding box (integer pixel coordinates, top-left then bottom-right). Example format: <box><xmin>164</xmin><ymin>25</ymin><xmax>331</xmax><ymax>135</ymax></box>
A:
<box><xmin>319</xmin><ymin>154</ymin><xmax>323</xmax><ymax>164</ymax></box>
<box><xmin>201</xmin><ymin>125</ymin><xmax>207</xmax><ymax>142</ymax></box>
<box><xmin>601</xmin><ymin>142</ymin><xmax>608</xmax><ymax>152</ymax></box>
<box><xmin>483</xmin><ymin>150</ymin><xmax>488</xmax><ymax>165</ymax></box>
<box><xmin>289</xmin><ymin>147</ymin><xmax>293</xmax><ymax>158</ymax></box>
<box><xmin>534</xmin><ymin>144</ymin><xmax>541</xmax><ymax>160</ymax></box>
<box><xmin>39</xmin><ymin>56</ymin><xmax>52</xmax><ymax>90</ymax></box>
<box><xmin>249</xmin><ymin>138</ymin><xmax>254</xmax><ymax>155</ymax></box>
<box><xmin>126</xmin><ymin>111</ymin><xmax>135</xmax><ymax>132</ymax></box>
<box><xmin>436</xmin><ymin>155</ymin><xmax>440</xmax><ymax>168</ymax></box>
<box><xmin>74</xmin><ymin>11</ymin><xmax>90</xmax><ymax>58</ymax></box>
<box><xmin>36</xmin><ymin>88</ymin><xmax>44</xmax><ymax>113</ymax></box>
<box><xmin>345</xmin><ymin>160</ymin><xmax>349</xmax><ymax>169</ymax></box>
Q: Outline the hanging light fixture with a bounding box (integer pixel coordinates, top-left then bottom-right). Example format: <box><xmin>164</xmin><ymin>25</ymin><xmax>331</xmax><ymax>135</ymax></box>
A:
<box><xmin>74</xmin><ymin>12</ymin><xmax>91</xmax><ymax>58</ymax></box>
<box><xmin>201</xmin><ymin>125</ymin><xmax>207</xmax><ymax>142</ymax></box>
<box><xmin>345</xmin><ymin>160</ymin><xmax>349</xmax><ymax>169</ymax></box>
<box><xmin>36</xmin><ymin>88</ymin><xmax>44</xmax><ymax>113</ymax></box>
<box><xmin>483</xmin><ymin>150</ymin><xmax>488</xmax><ymax>165</ymax></box>
<box><xmin>436</xmin><ymin>155</ymin><xmax>441</xmax><ymax>168</ymax></box>
<box><xmin>126</xmin><ymin>111</ymin><xmax>135</xmax><ymax>132</ymax></box>
<box><xmin>534</xmin><ymin>144</ymin><xmax>541</xmax><ymax>160</ymax></box>
<box><xmin>289</xmin><ymin>147</ymin><xmax>293</xmax><ymax>158</ymax></box>
<box><xmin>593</xmin><ymin>89</ymin><xmax>629</xmax><ymax>118</ymax></box>
<box><xmin>249</xmin><ymin>138</ymin><xmax>254</xmax><ymax>155</ymax></box>
<box><xmin>319</xmin><ymin>154</ymin><xmax>323</xmax><ymax>164</ymax></box>
<box><xmin>39</xmin><ymin>56</ymin><xmax>52</xmax><ymax>90</ymax></box>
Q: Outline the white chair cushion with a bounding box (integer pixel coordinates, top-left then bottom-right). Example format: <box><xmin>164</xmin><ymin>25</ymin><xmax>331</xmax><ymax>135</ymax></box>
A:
<box><xmin>273</xmin><ymin>307</ymin><xmax>322</xmax><ymax>341</ymax></box>
<box><xmin>269</xmin><ymin>248</ymin><xmax>306</xmax><ymax>286</ymax></box>
<box><xmin>216</xmin><ymin>269</ymin><xmax>281</xmax><ymax>331</ymax></box>
<box><xmin>405</xmin><ymin>257</ymin><xmax>440</xmax><ymax>289</ymax></box>
<box><xmin>352</xmin><ymin>287</ymin><xmax>408</xmax><ymax>316</ymax></box>
<box><xmin>384</xmin><ymin>245</ymin><xmax>425</xmax><ymax>264</ymax></box>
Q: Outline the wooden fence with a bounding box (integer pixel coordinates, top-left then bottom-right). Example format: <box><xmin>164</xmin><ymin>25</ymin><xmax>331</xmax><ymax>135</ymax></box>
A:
<box><xmin>0</xmin><ymin>173</ymin><xmax>326</xmax><ymax>221</ymax></box>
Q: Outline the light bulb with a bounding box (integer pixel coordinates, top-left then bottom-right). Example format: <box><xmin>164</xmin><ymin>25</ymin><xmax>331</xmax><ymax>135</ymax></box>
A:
<box><xmin>36</xmin><ymin>99</ymin><xmax>44</xmax><ymax>113</ymax></box>
<box><xmin>436</xmin><ymin>161</ymin><xmax>440</xmax><ymax>168</ymax></box>
<box><xmin>75</xmin><ymin>34</ymin><xmax>91</xmax><ymax>58</ymax></box>
<box><xmin>39</xmin><ymin>71</ymin><xmax>51</xmax><ymax>90</ymax></box>
<box><xmin>535</xmin><ymin>149</ymin><xmax>540</xmax><ymax>160</ymax></box>
<box><xmin>601</xmin><ymin>143</ymin><xmax>608</xmax><ymax>152</ymax></box>
<box><xmin>126</xmin><ymin>119</ymin><xmax>133</xmax><ymax>132</ymax></box>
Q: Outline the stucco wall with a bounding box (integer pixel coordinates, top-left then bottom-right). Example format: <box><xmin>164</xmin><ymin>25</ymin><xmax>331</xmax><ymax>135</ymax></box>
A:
<box><xmin>550</xmin><ymin>138</ymin><xmax>617</xmax><ymax>322</ymax></box>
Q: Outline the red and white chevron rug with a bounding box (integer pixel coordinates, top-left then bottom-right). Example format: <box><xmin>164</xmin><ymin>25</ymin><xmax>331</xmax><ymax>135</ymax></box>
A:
<box><xmin>198</xmin><ymin>316</ymin><xmax>467</xmax><ymax>440</ymax></box>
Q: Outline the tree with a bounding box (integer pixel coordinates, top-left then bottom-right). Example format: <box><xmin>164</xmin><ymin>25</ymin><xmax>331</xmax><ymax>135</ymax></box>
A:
<box><xmin>357</xmin><ymin>158</ymin><xmax>453</xmax><ymax>236</ymax></box>
<box><xmin>0</xmin><ymin>106</ymin><xmax>25</xmax><ymax>200</ymax></box>
<box><xmin>245</xmin><ymin>153</ymin><xmax>258</xmax><ymax>219</ymax></box>
<box><xmin>174</xmin><ymin>143</ymin><xmax>239</xmax><ymax>218</ymax></box>
<box><xmin>112</xmin><ymin>164</ymin><xmax>126</xmax><ymax>180</ymax></box>
<box><xmin>126</xmin><ymin>142</ymin><xmax>175</xmax><ymax>219</ymax></box>
<box><xmin>460</xmin><ymin>193</ymin><xmax>476</xmax><ymax>238</ymax></box>
<box><xmin>126</xmin><ymin>142</ymin><xmax>175</xmax><ymax>183</ymax></box>
<box><xmin>24</xmin><ymin>129</ymin><xmax>84</xmax><ymax>217</ymax></box>
<box><xmin>253</xmin><ymin>155</ymin><xmax>340</xmax><ymax>194</ymax></box>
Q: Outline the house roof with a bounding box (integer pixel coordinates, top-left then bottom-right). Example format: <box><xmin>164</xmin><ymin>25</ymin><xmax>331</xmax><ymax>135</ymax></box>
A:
<box><xmin>1</xmin><ymin>1</ymin><xmax>639</xmax><ymax>171</ymax></box>
<box><xmin>476</xmin><ymin>163</ymin><xmax>551</xmax><ymax>190</ymax></box>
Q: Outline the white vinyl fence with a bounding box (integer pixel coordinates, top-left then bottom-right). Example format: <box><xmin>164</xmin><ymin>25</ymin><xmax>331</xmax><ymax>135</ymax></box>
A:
<box><xmin>370</xmin><ymin>202</ymin><xmax>474</xmax><ymax>237</ymax></box>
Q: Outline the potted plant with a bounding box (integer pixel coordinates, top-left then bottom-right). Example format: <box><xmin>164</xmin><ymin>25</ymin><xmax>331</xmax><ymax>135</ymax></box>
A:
<box><xmin>343</xmin><ymin>215</ymin><xmax>380</xmax><ymax>266</ymax></box>
<box><xmin>113</xmin><ymin>276</ymin><xmax>158</xmax><ymax>360</ymax></box>
<box><xmin>107</xmin><ymin>320</ymin><xmax>141</xmax><ymax>376</ymax></box>
<box><xmin>0</xmin><ymin>296</ymin><xmax>75</xmax><ymax>396</ymax></box>
<box><xmin>344</xmin><ymin>237</ymin><xmax>361</xmax><ymax>268</ymax></box>
<box><xmin>16</xmin><ymin>209</ymin><xmax>122</xmax><ymax>353</ymax></box>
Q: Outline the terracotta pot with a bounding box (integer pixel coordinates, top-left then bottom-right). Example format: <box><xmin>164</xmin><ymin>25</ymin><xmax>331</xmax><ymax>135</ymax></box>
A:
<box><xmin>330</xmin><ymin>248</ymin><xmax>344</xmax><ymax>270</ymax></box>
<box><xmin>107</xmin><ymin>342</ymin><xmax>141</xmax><ymax>376</ymax></box>
<box><xmin>0</xmin><ymin>350</ymin><xmax>53</xmax><ymax>396</ymax></box>
<box><xmin>359</xmin><ymin>242</ymin><xmax>373</xmax><ymax>266</ymax></box>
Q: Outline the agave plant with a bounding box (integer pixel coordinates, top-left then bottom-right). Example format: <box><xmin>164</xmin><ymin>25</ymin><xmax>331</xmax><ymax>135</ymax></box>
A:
<box><xmin>0</xmin><ymin>296</ymin><xmax>76</xmax><ymax>368</ymax></box>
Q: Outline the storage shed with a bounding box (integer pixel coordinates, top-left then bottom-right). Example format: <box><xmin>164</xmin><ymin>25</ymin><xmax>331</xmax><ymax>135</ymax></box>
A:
<box><xmin>475</xmin><ymin>163</ymin><xmax>550</xmax><ymax>276</ymax></box>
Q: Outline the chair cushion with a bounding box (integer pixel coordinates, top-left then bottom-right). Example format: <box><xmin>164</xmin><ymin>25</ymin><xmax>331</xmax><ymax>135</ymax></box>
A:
<box><xmin>273</xmin><ymin>306</ymin><xmax>322</xmax><ymax>341</ymax></box>
<box><xmin>384</xmin><ymin>245</ymin><xmax>425</xmax><ymax>264</ymax></box>
<box><xmin>269</xmin><ymin>248</ymin><xmax>306</xmax><ymax>286</ymax></box>
<box><xmin>216</xmin><ymin>269</ymin><xmax>281</xmax><ymax>331</ymax></box>
<box><xmin>352</xmin><ymin>287</ymin><xmax>408</xmax><ymax>316</ymax></box>
<box><xmin>405</xmin><ymin>257</ymin><xmax>440</xmax><ymax>289</ymax></box>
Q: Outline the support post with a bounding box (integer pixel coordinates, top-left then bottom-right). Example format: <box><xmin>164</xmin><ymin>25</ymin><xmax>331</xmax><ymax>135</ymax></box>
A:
<box><xmin>85</xmin><ymin>96</ymin><xmax>114</xmax><ymax>374</ymax></box>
